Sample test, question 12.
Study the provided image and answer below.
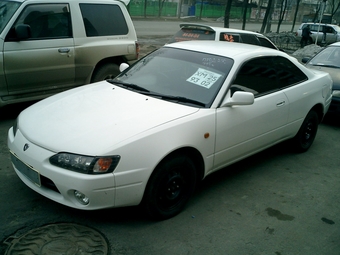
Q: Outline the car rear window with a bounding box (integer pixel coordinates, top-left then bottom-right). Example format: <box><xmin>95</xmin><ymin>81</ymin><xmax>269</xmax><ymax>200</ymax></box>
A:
<box><xmin>168</xmin><ymin>28</ymin><xmax>215</xmax><ymax>43</ymax></box>
<box><xmin>80</xmin><ymin>3</ymin><xmax>128</xmax><ymax>37</ymax></box>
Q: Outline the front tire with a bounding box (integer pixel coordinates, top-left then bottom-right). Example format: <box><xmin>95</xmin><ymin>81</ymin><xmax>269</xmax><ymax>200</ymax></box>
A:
<box><xmin>91</xmin><ymin>63</ymin><xmax>119</xmax><ymax>83</ymax></box>
<box><xmin>292</xmin><ymin>110</ymin><xmax>319</xmax><ymax>152</ymax></box>
<box><xmin>143</xmin><ymin>155</ymin><xmax>197</xmax><ymax>220</ymax></box>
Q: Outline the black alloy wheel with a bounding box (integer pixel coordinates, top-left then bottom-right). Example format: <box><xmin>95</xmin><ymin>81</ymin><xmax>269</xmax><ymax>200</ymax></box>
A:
<box><xmin>143</xmin><ymin>155</ymin><xmax>197</xmax><ymax>220</ymax></box>
<box><xmin>293</xmin><ymin>110</ymin><xmax>319</xmax><ymax>152</ymax></box>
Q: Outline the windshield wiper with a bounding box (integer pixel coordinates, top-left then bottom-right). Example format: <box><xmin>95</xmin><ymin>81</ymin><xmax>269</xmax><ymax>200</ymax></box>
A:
<box><xmin>139</xmin><ymin>91</ymin><xmax>206</xmax><ymax>107</ymax></box>
<box><xmin>108</xmin><ymin>80</ymin><xmax>150</xmax><ymax>92</ymax></box>
<box><xmin>311</xmin><ymin>63</ymin><xmax>340</xmax><ymax>68</ymax></box>
<box><xmin>109</xmin><ymin>80</ymin><xmax>205</xmax><ymax>107</ymax></box>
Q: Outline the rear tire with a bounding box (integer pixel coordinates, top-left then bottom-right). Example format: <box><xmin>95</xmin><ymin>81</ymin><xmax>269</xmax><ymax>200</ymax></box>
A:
<box><xmin>292</xmin><ymin>110</ymin><xmax>319</xmax><ymax>152</ymax></box>
<box><xmin>91</xmin><ymin>63</ymin><xmax>119</xmax><ymax>83</ymax></box>
<box><xmin>143</xmin><ymin>155</ymin><xmax>197</xmax><ymax>220</ymax></box>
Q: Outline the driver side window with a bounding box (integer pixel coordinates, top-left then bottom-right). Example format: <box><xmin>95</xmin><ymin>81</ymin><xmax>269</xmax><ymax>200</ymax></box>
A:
<box><xmin>232</xmin><ymin>57</ymin><xmax>278</xmax><ymax>97</ymax></box>
<box><xmin>231</xmin><ymin>56</ymin><xmax>308</xmax><ymax>97</ymax></box>
<box><xmin>6</xmin><ymin>4</ymin><xmax>72</xmax><ymax>40</ymax></box>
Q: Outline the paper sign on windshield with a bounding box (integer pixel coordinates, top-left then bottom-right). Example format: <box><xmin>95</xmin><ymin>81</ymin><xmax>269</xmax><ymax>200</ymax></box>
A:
<box><xmin>187</xmin><ymin>68</ymin><xmax>222</xmax><ymax>89</ymax></box>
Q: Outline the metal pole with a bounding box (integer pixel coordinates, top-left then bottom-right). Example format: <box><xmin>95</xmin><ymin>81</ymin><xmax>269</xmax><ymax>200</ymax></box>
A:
<box><xmin>315</xmin><ymin>0</ymin><xmax>327</xmax><ymax>45</ymax></box>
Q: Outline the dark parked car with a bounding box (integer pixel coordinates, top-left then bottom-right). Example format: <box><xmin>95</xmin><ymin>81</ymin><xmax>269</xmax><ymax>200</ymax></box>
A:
<box><xmin>303</xmin><ymin>42</ymin><xmax>340</xmax><ymax>115</ymax></box>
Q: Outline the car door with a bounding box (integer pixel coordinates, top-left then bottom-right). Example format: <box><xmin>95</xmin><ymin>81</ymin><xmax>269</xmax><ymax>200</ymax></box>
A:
<box><xmin>3</xmin><ymin>3</ymin><xmax>75</xmax><ymax>94</ymax></box>
<box><xmin>213</xmin><ymin>56</ymin><xmax>289</xmax><ymax>169</ymax></box>
<box><xmin>324</xmin><ymin>26</ymin><xmax>337</xmax><ymax>43</ymax></box>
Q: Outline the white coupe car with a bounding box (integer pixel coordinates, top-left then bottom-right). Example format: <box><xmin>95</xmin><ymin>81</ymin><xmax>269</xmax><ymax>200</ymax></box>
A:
<box><xmin>168</xmin><ymin>23</ymin><xmax>280</xmax><ymax>50</ymax></box>
<box><xmin>8</xmin><ymin>41</ymin><xmax>332</xmax><ymax>220</ymax></box>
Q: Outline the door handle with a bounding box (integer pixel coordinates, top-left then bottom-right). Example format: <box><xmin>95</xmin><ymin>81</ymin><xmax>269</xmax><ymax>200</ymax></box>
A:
<box><xmin>276</xmin><ymin>101</ymin><xmax>285</xmax><ymax>107</ymax></box>
<box><xmin>58</xmin><ymin>48</ymin><xmax>70</xmax><ymax>54</ymax></box>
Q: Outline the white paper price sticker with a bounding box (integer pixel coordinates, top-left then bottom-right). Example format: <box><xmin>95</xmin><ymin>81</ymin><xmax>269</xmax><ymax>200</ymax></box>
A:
<box><xmin>187</xmin><ymin>68</ymin><xmax>221</xmax><ymax>89</ymax></box>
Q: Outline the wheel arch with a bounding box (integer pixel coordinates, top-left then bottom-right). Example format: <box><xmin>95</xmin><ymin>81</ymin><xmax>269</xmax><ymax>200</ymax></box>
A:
<box><xmin>156</xmin><ymin>147</ymin><xmax>205</xmax><ymax>182</ymax></box>
<box><xmin>141</xmin><ymin>146</ymin><xmax>205</xmax><ymax>219</ymax></box>
<box><xmin>91</xmin><ymin>56</ymin><xmax>126</xmax><ymax>77</ymax></box>
<box><xmin>310</xmin><ymin>103</ymin><xmax>324</xmax><ymax>123</ymax></box>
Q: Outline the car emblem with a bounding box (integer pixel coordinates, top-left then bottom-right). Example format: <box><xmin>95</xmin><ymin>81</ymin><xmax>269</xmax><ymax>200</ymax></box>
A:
<box><xmin>23</xmin><ymin>143</ymin><xmax>29</xmax><ymax>151</ymax></box>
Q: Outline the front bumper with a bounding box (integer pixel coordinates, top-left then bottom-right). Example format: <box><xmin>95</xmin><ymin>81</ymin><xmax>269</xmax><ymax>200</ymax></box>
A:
<box><xmin>7</xmin><ymin>128</ymin><xmax>146</xmax><ymax>210</ymax></box>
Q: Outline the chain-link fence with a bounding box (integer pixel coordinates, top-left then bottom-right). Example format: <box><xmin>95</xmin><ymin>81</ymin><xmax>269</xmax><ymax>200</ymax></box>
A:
<box><xmin>265</xmin><ymin>32</ymin><xmax>301</xmax><ymax>51</ymax></box>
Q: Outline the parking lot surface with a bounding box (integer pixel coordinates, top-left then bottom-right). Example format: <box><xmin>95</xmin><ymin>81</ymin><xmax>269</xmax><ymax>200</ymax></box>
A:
<box><xmin>1</xmin><ymin>102</ymin><xmax>340</xmax><ymax>254</ymax></box>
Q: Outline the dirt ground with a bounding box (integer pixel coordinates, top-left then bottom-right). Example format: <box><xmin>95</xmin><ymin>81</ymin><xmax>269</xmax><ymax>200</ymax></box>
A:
<box><xmin>138</xmin><ymin>35</ymin><xmax>170</xmax><ymax>57</ymax></box>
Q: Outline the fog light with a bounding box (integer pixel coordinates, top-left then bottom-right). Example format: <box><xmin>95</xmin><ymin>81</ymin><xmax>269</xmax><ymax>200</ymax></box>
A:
<box><xmin>74</xmin><ymin>190</ymin><xmax>89</xmax><ymax>205</ymax></box>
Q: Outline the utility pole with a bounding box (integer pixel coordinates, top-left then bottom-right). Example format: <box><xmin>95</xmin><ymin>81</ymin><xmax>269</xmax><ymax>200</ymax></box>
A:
<box><xmin>315</xmin><ymin>0</ymin><xmax>327</xmax><ymax>44</ymax></box>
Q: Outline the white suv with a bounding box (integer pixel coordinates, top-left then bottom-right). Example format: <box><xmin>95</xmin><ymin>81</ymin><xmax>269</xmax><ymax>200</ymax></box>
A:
<box><xmin>296</xmin><ymin>23</ymin><xmax>340</xmax><ymax>44</ymax></box>
<box><xmin>0</xmin><ymin>0</ymin><xmax>139</xmax><ymax>107</ymax></box>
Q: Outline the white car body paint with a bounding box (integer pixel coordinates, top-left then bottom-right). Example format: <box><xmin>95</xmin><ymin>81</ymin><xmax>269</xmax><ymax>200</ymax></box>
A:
<box><xmin>8</xmin><ymin>41</ymin><xmax>333</xmax><ymax>211</ymax></box>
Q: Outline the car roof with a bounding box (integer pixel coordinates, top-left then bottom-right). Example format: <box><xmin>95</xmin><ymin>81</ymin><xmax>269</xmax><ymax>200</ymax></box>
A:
<box><xmin>15</xmin><ymin>0</ymin><xmax>129</xmax><ymax>4</ymax></box>
<box><xmin>179</xmin><ymin>23</ymin><xmax>264</xmax><ymax>36</ymax></box>
<box><xmin>301</xmin><ymin>22</ymin><xmax>338</xmax><ymax>28</ymax></box>
<box><xmin>165</xmin><ymin>40</ymin><xmax>287</xmax><ymax>60</ymax></box>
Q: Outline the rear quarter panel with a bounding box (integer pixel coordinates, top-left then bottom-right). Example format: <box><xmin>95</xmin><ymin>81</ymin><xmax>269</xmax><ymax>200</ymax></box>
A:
<box><xmin>69</xmin><ymin>1</ymin><xmax>137</xmax><ymax>84</ymax></box>
<box><xmin>283</xmin><ymin>69</ymin><xmax>332</xmax><ymax>136</ymax></box>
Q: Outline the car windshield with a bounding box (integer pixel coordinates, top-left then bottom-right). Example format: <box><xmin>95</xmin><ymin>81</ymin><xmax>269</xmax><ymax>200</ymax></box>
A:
<box><xmin>309</xmin><ymin>46</ymin><xmax>340</xmax><ymax>68</ymax></box>
<box><xmin>113</xmin><ymin>47</ymin><xmax>233</xmax><ymax>108</ymax></box>
<box><xmin>0</xmin><ymin>1</ymin><xmax>21</xmax><ymax>34</ymax></box>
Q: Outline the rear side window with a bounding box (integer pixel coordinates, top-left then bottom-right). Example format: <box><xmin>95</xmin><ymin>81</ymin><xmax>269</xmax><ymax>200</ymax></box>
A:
<box><xmin>239</xmin><ymin>34</ymin><xmax>260</xmax><ymax>46</ymax></box>
<box><xmin>273</xmin><ymin>57</ymin><xmax>308</xmax><ymax>88</ymax></box>
<box><xmin>167</xmin><ymin>28</ymin><xmax>215</xmax><ymax>43</ymax></box>
<box><xmin>257</xmin><ymin>37</ymin><xmax>277</xmax><ymax>49</ymax></box>
<box><xmin>80</xmin><ymin>4</ymin><xmax>128</xmax><ymax>37</ymax></box>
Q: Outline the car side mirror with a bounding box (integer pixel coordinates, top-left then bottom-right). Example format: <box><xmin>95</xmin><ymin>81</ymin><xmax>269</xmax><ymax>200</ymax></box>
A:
<box><xmin>15</xmin><ymin>24</ymin><xmax>31</xmax><ymax>40</ymax></box>
<box><xmin>119</xmin><ymin>63</ymin><xmax>129</xmax><ymax>72</ymax></box>
<box><xmin>301</xmin><ymin>57</ymin><xmax>310</xmax><ymax>64</ymax></box>
<box><xmin>221</xmin><ymin>91</ymin><xmax>254</xmax><ymax>107</ymax></box>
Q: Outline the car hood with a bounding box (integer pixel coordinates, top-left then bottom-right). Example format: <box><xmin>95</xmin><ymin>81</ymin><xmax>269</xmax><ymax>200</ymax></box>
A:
<box><xmin>18</xmin><ymin>82</ymin><xmax>199</xmax><ymax>155</ymax></box>
<box><xmin>306</xmin><ymin>64</ymin><xmax>340</xmax><ymax>90</ymax></box>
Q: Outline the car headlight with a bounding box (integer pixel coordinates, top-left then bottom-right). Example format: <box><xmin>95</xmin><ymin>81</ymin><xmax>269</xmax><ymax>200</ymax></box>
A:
<box><xmin>13</xmin><ymin>118</ymin><xmax>18</xmax><ymax>137</ymax></box>
<box><xmin>49</xmin><ymin>153</ymin><xmax>120</xmax><ymax>174</ymax></box>
<box><xmin>332</xmin><ymin>90</ymin><xmax>340</xmax><ymax>98</ymax></box>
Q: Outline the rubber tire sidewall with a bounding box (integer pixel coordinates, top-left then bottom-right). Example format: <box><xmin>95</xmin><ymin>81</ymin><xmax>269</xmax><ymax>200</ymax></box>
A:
<box><xmin>143</xmin><ymin>155</ymin><xmax>197</xmax><ymax>220</ymax></box>
<box><xmin>91</xmin><ymin>63</ymin><xmax>119</xmax><ymax>83</ymax></box>
<box><xmin>293</xmin><ymin>110</ymin><xmax>319</xmax><ymax>152</ymax></box>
